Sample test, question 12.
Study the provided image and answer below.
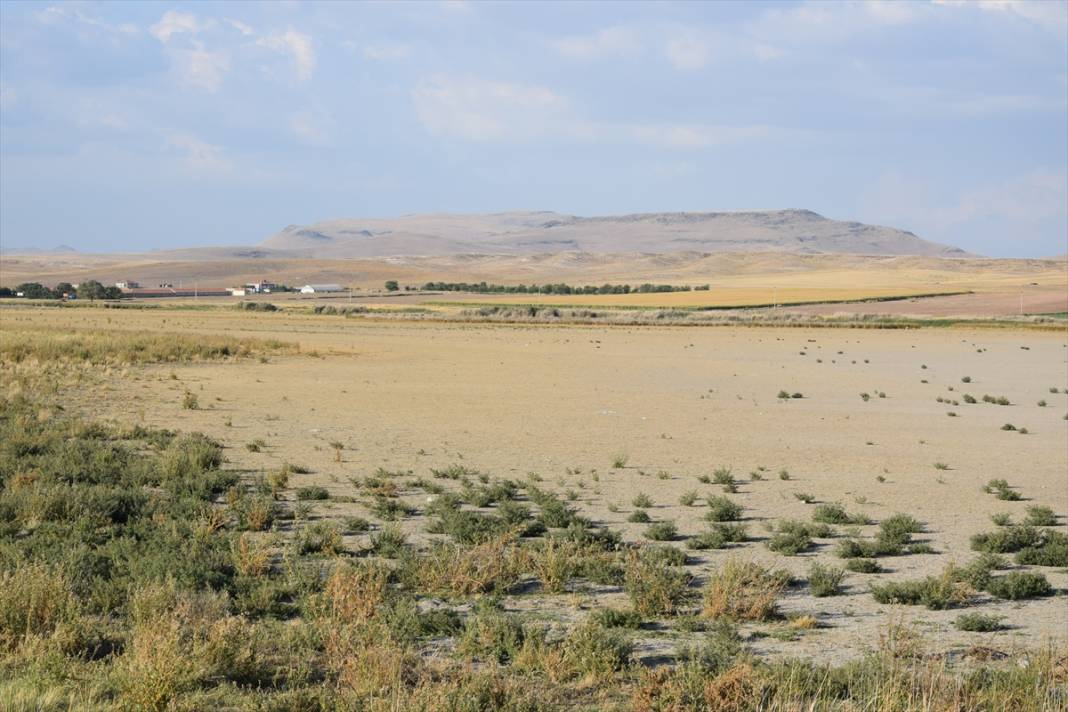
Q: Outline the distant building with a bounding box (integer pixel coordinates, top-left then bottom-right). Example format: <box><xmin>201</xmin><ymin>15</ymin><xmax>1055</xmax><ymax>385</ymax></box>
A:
<box><xmin>228</xmin><ymin>287</ymin><xmax>248</xmax><ymax>296</ymax></box>
<box><xmin>300</xmin><ymin>284</ymin><xmax>344</xmax><ymax>294</ymax></box>
<box><xmin>121</xmin><ymin>287</ymin><xmax>230</xmax><ymax>298</ymax></box>
<box><xmin>115</xmin><ymin>280</ymin><xmax>140</xmax><ymax>289</ymax></box>
<box><xmin>244</xmin><ymin>280</ymin><xmax>277</xmax><ymax>293</ymax></box>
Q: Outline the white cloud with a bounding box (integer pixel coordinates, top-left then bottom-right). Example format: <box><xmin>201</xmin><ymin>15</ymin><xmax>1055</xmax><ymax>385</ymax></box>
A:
<box><xmin>165</xmin><ymin>132</ymin><xmax>231</xmax><ymax>174</ymax></box>
<box><xmin>149</xmin><ymin>10</ymin><xmax>207</xmax><ymax>43</ymax></box>
<box><xmin>258</xmin><ymin>30</ymin><xmax>316</xmax><ymax>81</ymax></box>
<box><xmin>664</xmin><ymin>31</ymin><xmax>711</xmax><ymax>70</ymax></box>
<box><xmin>411</xmin><ymin>74</ymin><xmax>776</xmax><ymax>149</ymax></box>
<box><xmin>37</xmin><ymin>5</ymin><xmax>138</xmax><ymax>37</ymax></box>
<box><xmin>551</xmin><ymin>26</ymin><xmax>640</xmax><ymax>59</ymax></box>
<box><xmin>626</xmin><ymin>123</ymin><xmax>770</xmax><ymax>148</ymax></box>
<box><xmin>860</xmin><ymin>169</ymin><xmax>1068</xmax><ymax>251</ymax></box>
<box><xmin>940</xmin><ymin>171</ymin><xmax>1068</xmax><ymax>225</ymax></box>
<box><xmin>439</xmin><ymin>1</ymin><xmax>473</xmax><ymax>14</ymax></box>
<box><xmin>361</xmin><ymin>43</ymin><xmax>412</xmax><ymax>61</ymax></box>
<box><xmin>753</xmin><ymin>1</ymin><xmax>929</xmax><ymax>45</ymax></box>
<box><xmin>225</xmin><ymin>18</ymin><xmax>255</xmax><ymax>37</ymax></box>
<box><xmin>935</xmin><ymin>0</ymin><xmax>1068</xmax><ymax>36</ymax></box>
<box><xmin>173</xmin><ymin>41</ymin><xmax>231</xmax><ymax>92</ymax></box>
<box><xmin>412</xmin><ymin>76</ymin><xmax>567</xmax><ymax>142</ymax></box>
<box><xmin>290</xmin><ymin>110</ymin><xmax>334</xmax><ymax>145</ymax></box>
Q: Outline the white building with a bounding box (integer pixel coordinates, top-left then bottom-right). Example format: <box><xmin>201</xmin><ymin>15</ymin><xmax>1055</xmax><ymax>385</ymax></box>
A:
<box><xmin>300</xmin><ymin>284</ymin><xmax>344</xmax><ymax>294</ymax></box>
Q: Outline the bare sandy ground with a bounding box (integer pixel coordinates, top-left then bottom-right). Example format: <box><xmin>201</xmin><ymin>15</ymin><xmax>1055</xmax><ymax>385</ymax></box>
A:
<box><xmin>10</xmin><ymin>306</ymin><xmax>1068</xmax><ymax>663</ymax></box>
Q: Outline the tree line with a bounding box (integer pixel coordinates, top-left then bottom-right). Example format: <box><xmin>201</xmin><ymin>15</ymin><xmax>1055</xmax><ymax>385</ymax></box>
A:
<box><xmin>417</xmin><ymin>281</ymin><xmax>710</xmax><ymax>295</ymax></box>
<box><xmin>0</xmin><ymin>280</ymin><xmax>123</xmax><ymax>300</ymax></box>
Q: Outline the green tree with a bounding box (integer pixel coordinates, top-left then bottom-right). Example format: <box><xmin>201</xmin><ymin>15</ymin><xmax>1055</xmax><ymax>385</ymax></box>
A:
<box><xmin>54</xmin><ymin>282</ymin><xmax>75</xmax><ymax>296</ymax></box>
<box><xmin>384</xmin><ymin>280</ymin><xmax>399</xmax><ymax>292</ymax></box>
<box><xmin>77</xmin><ymin>280</ymin><xmax>107</xmax><ymax>301</ymax></box>
<box><xmin>15</xmin><ymin>282</ymin><xmax>54</xmax><ymax>299</ymax></box>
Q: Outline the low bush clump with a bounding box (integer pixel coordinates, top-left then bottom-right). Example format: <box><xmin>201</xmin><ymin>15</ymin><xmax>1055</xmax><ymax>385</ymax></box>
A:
<box><xmin>808</xmin><ymin>563</ymin><xmax>845</xmax><ymax>597</ymax></box>
<box><xmin>1024</xmin><ymin>506</ymin><xmax>1058</xmax><ymax>527</ymax></box>
<box><xmin>624</xmin><ymin>553</ymin><xmax>691</xmax><ymax>617</ymax></box>
<box><xmin>812</xmin><ymin>503</ymin><xmax>871</xmax><ymax>525</ymax></box>
<box><xmin>985</xmin><ymin>572</ymin><xmax>1054</xmax><ymax>600</ymax></box>
<box><xmin>845</xmin><ymin>558</ymin><xmax>881</xmax><ymax>574</ymax></box>
<box><xmin>955</xmin><ymin>613</ymin><xmax>1005</xmax><ymax>632</ymax></box>
<box><xmin>702</xmin><ymin>558</ymin><xmax>789</xmax><ymax>621</ymax></box>
<box><xmin>296</xmin><ymin>486</ymin><xmax>330</xmax><ymax>500</ymax></box>
<box><xmin>983</xmin><ymin>478</ymin><xmax>1022</xmax><ymax>500</ymax></box>
<box><xmin>706</xmin><ymin>496</ymin><xmax>743</xmax><ymax>522</ymax></box>
<box><xmin>627</xmin><ymin>509</ymin><xmax>652</xmax><ymax>524</ymax></box>
<box><xmin>870</xmin><ymin>566</ymin><xmax>973</xmax><ymax>610</ymax></box>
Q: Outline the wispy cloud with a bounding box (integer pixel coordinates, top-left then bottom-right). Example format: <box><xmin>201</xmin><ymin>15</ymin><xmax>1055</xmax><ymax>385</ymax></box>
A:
<box><xmin>439</xmin><ymin>1</ymin><xmax>473</xmax><ymax>15</ymax></box>
<box><xmin>551</xmin><ymin>26</ymin><xmax>640</xmax><ymax>59</ymax></box>
<box><xmin>412</xmin><ymin>75</ymin><xmax>567</xmax><ymax>142</ymax></box>
<box><xmin>37</xmin><ymin>4</ymin><xmax>138</xmax><ymax>37</ymax></box>
<box><xmin>225</xmin><ymin>18</ymin><xmax>255</xmax><ymax>37</ymax></box>
<box><xmin>165</xmin><ymin>132</ymin><xmax>231</xmax><ymax>175</ymax></box>
<box><xmin>860</xmin><ymin>168</ymin><xmax>1068</xmax><ymax>251</ymax></box>
<box><xmin>173</xmin><ymin>41</ymin><xmax>230</xmax><ymax>92</ymax></box>
<box><xmin>149</xmin><ymin>10</ymin><xmax>208</xmax><ymax>43</ymax></box>
<box><xmin>257</xmin><ymin>30</ymin><xmax>316</xmax><ymax>81</ymax></box>
<box><xmin>290</xmin><ymin>109</ymin><xmax>334</xmax><ymax>145</ymax></box>
<box><xmin>360</xmin><ymin>43</ymin><xmax>412</xmax><ymax>61</ymax></box>
<box><xmin>411</xmin><ymin>74</ymin><xmax>775</xmax><ymax>148</ymax></box>
<box><xmin>663</xmin><ymin>30</ymin><xmax>711</xmax><ymax>70</ymax></box>
<box><xmin>935</xmin><ymin>0</ymin><xmax>1068</xmax><ymax>37</ymax></box>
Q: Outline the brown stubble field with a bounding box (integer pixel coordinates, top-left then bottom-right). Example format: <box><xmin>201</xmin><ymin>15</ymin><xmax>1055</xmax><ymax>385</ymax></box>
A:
<box><xmin>6</xmin><ymin>303</ymin><xmax>1066</xmax><ymax>665</ymax></box>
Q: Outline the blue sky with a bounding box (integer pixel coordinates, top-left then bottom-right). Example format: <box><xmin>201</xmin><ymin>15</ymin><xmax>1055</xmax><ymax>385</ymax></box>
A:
<box><xmin>1</xmin><ymin>1</ymin><xmax>1066</xmax><ymax>257</ymax></box>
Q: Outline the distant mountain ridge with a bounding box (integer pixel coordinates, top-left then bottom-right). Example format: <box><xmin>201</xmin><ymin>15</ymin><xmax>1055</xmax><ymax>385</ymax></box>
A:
<box><xmin>261</xmin><ymin>209</ymin><xmax>972</xmax><ymax>258</ymax></box>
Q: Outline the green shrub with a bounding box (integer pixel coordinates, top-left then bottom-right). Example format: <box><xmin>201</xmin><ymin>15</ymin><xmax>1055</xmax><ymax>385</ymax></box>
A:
<box><xmin>295</xmin><ymin>486</ymin><xmax>329</xmax><ymax>501</ymax></box>
<box><xmin>561</xmin><ymin>622</ymin><xmax>633</xmax><ymax>679</ymax></box>
<box><xmin>766</xmin><ymin>530</ymin><xmax>812</xmax><ymax>556</ymax></box>
<box><xmin>589</xmin><ymin>608</ymin><xmax>643</xmax><ymax>629</ymax></box>
<box><xmin>371</xmin><ymin>495</ymin><xmax>416</xmax><ymax>521</ymax></box>
<box><xmin>427</xmin><ymin>508</ymin><xmax>510</xmax><ymax>544</ymax></box>
<box><xmin>644</xmin><ymin>521</ymin><xmax>678</xmax><ymax>542</ymax></box>
<box><xmin>808</xmin><ymin>563</ymin><xmax>845</xmax><ymax>597</ymax></box>
<box><xmin>642</xmin><ymin>544</ymin><xmax>688</xmax><ymax>566</ymax></box>
<box><xmin>706</xmin><ymin>496</ymin><xmax>743</xmax><ymax>522</ymax></box>
<box><xmin>845</xmin><ymin>558</ymin><xmax>881</xmax><ymax>574</ymax></box>
<box><xmin>970</xmin><ymin>526</ymin><xmax>1042</xmax><ymax>554</ymax></box>
<box><xmin>627</xmin><ymin>510</ymin><xmax>652</xmax><ymax>524</ymax></box>
<box><xmin>985</xmin><ymin>572</ymin><xmax>1053</xmax><ymax>600</ymax></box>
<box><xmin>623</xmin><ymin>554</ymin><xmax>691</xmax><ymax>617</ymax></box>
<box><xmin>1015</xmin><ymin>531</ymin><xmax>1068</xmax><ymax>567</ymax></box>
<box><xmin>871</xmin><ymin>568</ymin><xmax>972</xmax><ymax>610</ymax></box>
<box><xmin>369</xmin><ymin>525</ymin><xmax>408</xmax><ymax>558</ymax></box>
<box><xmin>688</xmin><ymin>530</ymin><xmax>727</xmax><ymax>550</ymax></box>
<box><xmin>632</xmin><ymin>493</ymin><xmax>653</xmax><ymax>508</ymax></box>
<box><xmin>712</xmin><ymin>467</ymin><xmax>734</xmax><ymax>486</ymax></box>
<box><xmin>457</xmin><ymin>609</ymin><xmax>525</xmax><ymax>663</ymax></box>
<box><xmin>295</xmin><ymin>521</ymin><xmax>344</xmax><ymax>556</ymax></box>
<box><xmin>955</xmin><ymin>613</ymin><xmax>1005</xmax><ymax>632</ymax></box>
<box><xmin>812</xmin><ymin>504</ymin><xmax>871</xmax><ymax>525</ymax></box>
<box><xmin>1024</xmin><ymin>506</ymin><xmax>1057</xmax><ymax>527</ymax></box>
<box><xmin>344</xmin><ymin>516</ymin><xmax>371</xmax><ymax>533</ymax></box>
